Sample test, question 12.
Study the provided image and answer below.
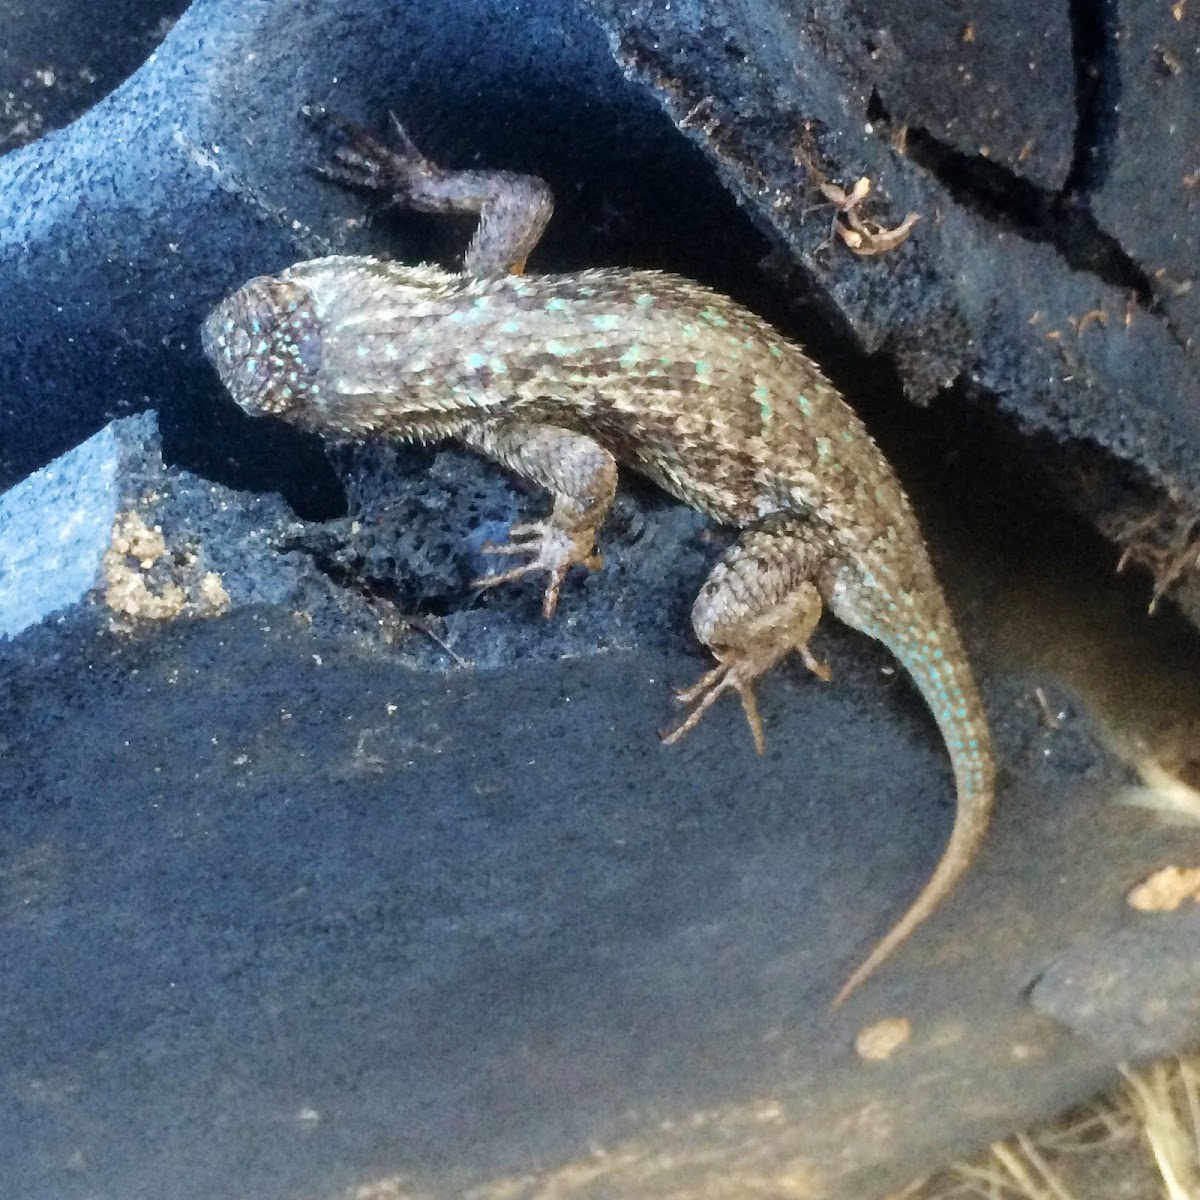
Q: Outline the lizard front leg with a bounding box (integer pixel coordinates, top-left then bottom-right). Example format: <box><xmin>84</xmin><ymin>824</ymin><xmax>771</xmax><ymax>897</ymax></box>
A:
<box><xmin>461</xmin><ymin>420</ymin><xmax>617</xmax><ymax>617</ymax></box>
<box><xmin>664</xmin><ymin>514</ymin><xmax>834</xmax><ymax>754</ymax></box>
<box><xmin>304</xmin><ymin>105</ymin><xmax>554</xmax><ymax>276</ymax></box>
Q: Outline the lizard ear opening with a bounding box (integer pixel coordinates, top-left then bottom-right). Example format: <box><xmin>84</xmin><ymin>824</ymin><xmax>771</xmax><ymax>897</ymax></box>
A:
<box><xmin>202</xmin><ymin>276</ymin><xmax>323</xmax><ymax>418</ymax></box>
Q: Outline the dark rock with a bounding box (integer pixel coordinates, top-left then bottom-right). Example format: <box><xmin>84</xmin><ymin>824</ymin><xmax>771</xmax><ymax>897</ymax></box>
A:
<box><xmin>0</xmin><ymin>411</ymin><xmax>327</xmax><ymax>643</ymax></box>
<box><xmin>822</xmin><ymin>0</ymin><xmax>1077</xmax><ymax>192</ymax></box>
<box><xmin>0</xmin><ymin>413</ymin><xmax>156</xmax><ymax>641</ymax></box>
<box><xmin>1090</xmin><ymin>0</ymin><xmax>1200</xmax><ymax>351</ymax></box>
<box><xmin>1031</xmin><ymin>913</ymin><xmax>1200</xmax><ymax>1063</ymax></box>
<box><xmin>0</xmin><ymin>0</ymin><xmax>187</xmax><ymax>152</ymax></box>
<box><xmin>5</xmin><ymin>1</ymin><xmax>1200</xmax><ymax>1198</ymax></box>
<box><xmin>5</xmin><ymin>407</ymin><xmax>1200</xmax><ymax>1200</ymax></box>
<box><xmin>583</xmin><ymin>0</ymin><xmax>1200</xmax><ymax>627</ymax></box>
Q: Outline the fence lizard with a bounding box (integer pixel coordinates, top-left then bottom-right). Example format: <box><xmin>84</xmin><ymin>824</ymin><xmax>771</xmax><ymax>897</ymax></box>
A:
<box><xmin>202</xmin><ymin>109</ymin><xmax>996</xmax><ymax>1004</ymax></box>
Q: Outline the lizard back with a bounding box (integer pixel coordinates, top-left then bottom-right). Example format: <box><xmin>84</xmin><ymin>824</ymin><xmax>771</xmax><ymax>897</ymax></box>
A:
<box><xmin>207</xmin><ymin>257</ymin><xmax>905</xmax><ymax>533</ymax></box>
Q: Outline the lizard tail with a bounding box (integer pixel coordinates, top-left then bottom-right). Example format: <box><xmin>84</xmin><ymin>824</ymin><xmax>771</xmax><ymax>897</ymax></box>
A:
<box><xmin>831</xmin><ymin>614</ymin><xmax>995</xmax><ymax>1008</ymax></box>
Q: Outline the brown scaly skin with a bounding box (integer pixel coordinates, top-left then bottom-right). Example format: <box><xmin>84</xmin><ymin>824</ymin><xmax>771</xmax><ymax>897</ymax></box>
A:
<box><xmin>201</xmin><ymin>109</ymin><xmax>996</xmax><ymax>1005</ymax></box>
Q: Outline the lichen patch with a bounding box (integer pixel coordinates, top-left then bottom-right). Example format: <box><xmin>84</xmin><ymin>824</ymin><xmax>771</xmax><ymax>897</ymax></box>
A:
<box><xmin>101</xmin><ymin>509</ymin><xmax>231</xmax><ymax>629</ymax></box>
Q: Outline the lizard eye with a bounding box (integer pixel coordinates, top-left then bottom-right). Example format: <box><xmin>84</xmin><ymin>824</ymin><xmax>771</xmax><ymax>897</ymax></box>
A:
<box><xmin>202</xmin><ymin>276</ymin><xmax>322</xmax><ymax>417</ymax></box>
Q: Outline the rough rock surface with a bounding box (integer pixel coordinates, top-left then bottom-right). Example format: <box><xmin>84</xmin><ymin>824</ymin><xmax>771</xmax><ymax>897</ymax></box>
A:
<box><xmin>0</xmin><ymin>0</ymin><xmax>187</xmax><ymax>153</ymax></box>
<box><xmin>4</xmin><ymin>2</ymin><xmax>1200</xmax><ymax>1199</ymax></box>
<box><xmin>583</xmin><ymin>0</ymin><xmax>1200</xmax><ymax>628</ymax></box>
<box><xmin>6</xmin><ymin>411</ymin><xmax>1200</xmax><ymax>1200</ymax></box>
<box><xmin>1090</xmin><ymin>0</ymin><xmax>1200</xmax><ymax>352</ymax></box>
<box><xmin>831</xmin><ymin>0</ymin><xmax>1078</xmax><ymax>192</ymax></box>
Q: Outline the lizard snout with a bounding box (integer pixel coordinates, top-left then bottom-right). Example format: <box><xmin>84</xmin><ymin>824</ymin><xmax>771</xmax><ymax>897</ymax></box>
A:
<box><xmin>202</xmin><ymin>275</ymin><xmax>323</xmax><ymax>419</ymax></box>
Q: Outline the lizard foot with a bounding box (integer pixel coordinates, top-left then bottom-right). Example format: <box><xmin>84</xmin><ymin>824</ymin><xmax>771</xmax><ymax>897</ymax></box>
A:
<box><xmin>663</xmin><ymin>643</ymin><xmax>831</xmax><ymax>755</ymax></box>
<box><xmin>473</xmin><ymin>521</ymin><xmax>603</xmax><ymax>618</ymax></box>
<box><xmin>664</xmin><ymin>657</ymin><xmax>768</xmax><ymax>754</ymax></box>
<box><xmin>301</xmin><ymin>104</ymin><xmax>436</xmax><ymax>202</ymax></box>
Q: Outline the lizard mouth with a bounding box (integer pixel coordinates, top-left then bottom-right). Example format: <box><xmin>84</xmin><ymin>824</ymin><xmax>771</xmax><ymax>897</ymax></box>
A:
<box><xmin>202</xmin><ymin>275</ymin><xmax>323</xmax><ymax>419</ymax></box>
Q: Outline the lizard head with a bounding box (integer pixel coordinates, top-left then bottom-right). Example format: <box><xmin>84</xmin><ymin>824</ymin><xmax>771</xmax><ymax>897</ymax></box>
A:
<box><xmin>202</xmin><ymin>275</ymin><xmax>323</xmax><ymax>421</ymax></box>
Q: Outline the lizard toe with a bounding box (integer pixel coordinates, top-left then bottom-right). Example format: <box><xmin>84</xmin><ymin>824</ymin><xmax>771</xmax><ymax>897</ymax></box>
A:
<box><xmin>473</xmin><ymin>522</ymin><xmax>602</xmax><ymax>617</ymax></box>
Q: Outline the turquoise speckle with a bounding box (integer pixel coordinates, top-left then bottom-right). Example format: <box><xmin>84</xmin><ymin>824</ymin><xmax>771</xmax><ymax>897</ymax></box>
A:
<box><xmin>754</xmin><ymin>384</ymin><xmax>772</xmax><ymax>420</ymax></box>
<box><xmin>244</xmin><ymin>358</ymin><xmax>257</xmax><ymax>374</ymax></box>
<box><xmin>546</xmin><ymin>298</ymin><xmax>569</xmax><ymax>313</ymax></box>
<box><xmin>694</xmin><ymin>360</ymin><xmax>711</xmax><ymax>378</ymax></box>
<box><xmin>356</xmin><ymin>344</ymin><xmax>368</xmax><ymax>357</ymax></box>
<box><xmin>489</xmin><ymin>357</ymin><xmax>508</xmax><ymax>375</ymax></box>
<box><xmin>769</xmin><ymin>344</ymin><xmax>783</xmax><ymax>359</ymax></box>
<box><xmin>700</xmin><ymin>308</ymin><xmax>728</xmax><ymax>327</ymax></box>
<box><xmin>796</xmin><ymin>395</ymin><xmax>811</xmax><ymax>414</ymax></box>
<box><xmin>619</xmin><ymin>345</ymin><xmax>642</xmax><ymax>369</ymax></box>
<box><xmin>681</xmin><ymin>323</ymin><xmax>700</xmax><ymax>338</ymax></box>
<box><xmin>635</xmin><ymin>293</ymin><xmax>655</xmax><ymax>308</ymax></box>
<box><xmin>591</xmin><ymin>313</ymin><xmax>620</xmax><ymax>331</ymax></box>
<box><xmin>473</xmin><ymin>296</ymin><xmax>490</xmax><ymax>310</ymax></box>
<box><xmin>816</xmin><ymin>436</ymin><xmax>833</xmax><ymax>460</ymax></box>
<box><xmin>256</xmin><ymin>340</ymin><xmax>269</xmax><ymax>355</ymax></box>
<box><xmin>465</xmin><ymin>352</ymin><xmax>488</xmax><ymax>370</ymax></box>
<box><xmin>546</xmin><ymin>340</ymin><xmax>575</xmax><ymax>357</ymax></box>
<box><xmin>501</xmin><ymin>319</ymin><xmax>522</xmax><ymax>335</ymax></box>
<box><xmin>841</xmin><ymin>429</ymin><xmax>854</xmax><ymax>442</ymax></box>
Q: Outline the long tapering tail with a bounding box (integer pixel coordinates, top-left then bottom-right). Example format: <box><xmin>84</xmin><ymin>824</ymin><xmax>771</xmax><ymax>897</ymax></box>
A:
<box><xmin>831</xmin><ymin>592</ymin><xmax>995</xmax><ymax>1007</ymax></box>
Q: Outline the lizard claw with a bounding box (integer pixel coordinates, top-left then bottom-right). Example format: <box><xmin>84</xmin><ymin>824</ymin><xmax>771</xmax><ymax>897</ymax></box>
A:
<box><xmin>664</xmin><ymin>658</ymin><xmax>768</xmax><ymax>755</ymax></box>
<box><xmin>302</xmin><ymin>104</ymin><xmax>434</xmax><ymax>200</ymax></box>
<box><xmin>388</xmin><ymin>111</ymin><xmax>429</xmax><ymax>163</ymax></box>
<box><xmin>663</xmin><ymin>641</ymin><xmax>830</xmax><ymax>754</ymax></box>
<box><xmin>472</xmin><ymin>522</ymin><xmax>602</xmax><ymax>618</ymax></box>
<box><xmin>800</xmin><ymin>647</ymin><xmax>832</xmax><ymax>682</ymax></box>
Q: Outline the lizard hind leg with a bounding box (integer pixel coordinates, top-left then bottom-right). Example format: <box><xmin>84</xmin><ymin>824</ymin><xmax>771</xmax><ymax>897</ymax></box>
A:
<box><xmin>663</xmin><ymin>515</ymin><xmax>833</xmax><ymax>754</ymax></box>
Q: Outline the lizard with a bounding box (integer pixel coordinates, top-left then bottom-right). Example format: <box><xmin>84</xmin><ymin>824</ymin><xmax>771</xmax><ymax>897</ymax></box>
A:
<box><xmin>201</xmin><ymin>108</ymin><xmax>996</xmax><ymax>1005</ymax></box>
